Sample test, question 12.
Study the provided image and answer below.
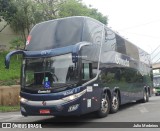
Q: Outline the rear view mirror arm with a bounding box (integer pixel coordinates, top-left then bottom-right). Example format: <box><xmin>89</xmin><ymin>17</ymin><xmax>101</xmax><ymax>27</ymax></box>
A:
<box><xmin>5</xmin><ymin>50</ymin><xmax>25</xmax><ymax>69</ymax></box>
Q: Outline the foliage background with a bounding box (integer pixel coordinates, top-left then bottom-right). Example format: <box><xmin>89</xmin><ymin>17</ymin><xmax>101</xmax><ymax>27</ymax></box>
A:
<box><xmin>0</xmin><ymin>52</ymin><xmax>21</xmax><ymax>85</ymax></box>
<box><xmin>0</xmin><ymin>0</ymin><xmax>108</xmax><ymax>41</ymax></box>
<box><xmin>0</xmin><ymin>0</ymin><xmax>108</xmax><ymax>85</ymax></box>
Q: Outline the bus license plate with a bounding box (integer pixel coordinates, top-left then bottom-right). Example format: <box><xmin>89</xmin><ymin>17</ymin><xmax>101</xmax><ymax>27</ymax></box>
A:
<box><xmin>40</xmin><ymin>109</ymin><xmax>50</xmax><ymax>114</ymax></box>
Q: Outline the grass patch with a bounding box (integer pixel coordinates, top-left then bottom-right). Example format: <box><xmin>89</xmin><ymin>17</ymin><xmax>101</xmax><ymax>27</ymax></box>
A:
<box><xmin>0</xmin><ymin>51</ymin><xmax>22</xmax><ymax>86</ymax></box>
<box><xmin>0</xmin><ymin>105</ymin><xmax>20</xmax><ymax>112</ymax></box>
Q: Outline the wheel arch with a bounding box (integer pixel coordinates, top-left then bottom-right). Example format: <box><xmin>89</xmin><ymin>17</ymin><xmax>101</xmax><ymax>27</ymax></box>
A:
<box><xmin>143</xmin><ymin>86</ymin><xmax>149</xmax><ymax>93</ymax></box>
<box><xmin>102</xmin><ymin>87</ymin><xmax>112</xmax><ymax>102</ymax></box>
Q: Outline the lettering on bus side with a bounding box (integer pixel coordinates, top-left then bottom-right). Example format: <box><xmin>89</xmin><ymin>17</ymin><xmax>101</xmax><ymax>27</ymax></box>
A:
<box><xmin>115</xmin><ymin>54</ymin><xmax>130</xmax><ymax>67</ymax></box>
<box><xmin>63</xmin><ymin>90</ymin><xmax>74</xmax><ymax>96</ymax></box>
<box><xmin>38</xmin><ymin>90</ymin><xmax>51</xmax><ymax>93</ymax></box>
<box><xmin>41</xmin><ymin>50</ymin><xmax>51</xmax><ymax>55</ymax></box>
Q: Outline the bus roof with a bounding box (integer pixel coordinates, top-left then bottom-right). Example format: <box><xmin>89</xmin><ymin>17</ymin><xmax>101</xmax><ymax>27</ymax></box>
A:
<box><xmin>25</xmin><ymin>16</ymin><xmax>150</xmax><ymax>65</ymax></box>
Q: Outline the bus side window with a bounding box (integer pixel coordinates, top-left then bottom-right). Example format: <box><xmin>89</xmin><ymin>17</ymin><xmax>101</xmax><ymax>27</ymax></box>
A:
<box><xmin>100</xmin><ymin>69</ymin><xmax>116</xmax><ymax>84</ymax></box>
<box><xmin>137</xmin><ymin>72</ymin><xmax>143</xmax><ymax>83</ymax></box>
<box><xmin>82</xmin><ymin>63</ymin><xmax>92</xmax><ymax>80</ymax></box>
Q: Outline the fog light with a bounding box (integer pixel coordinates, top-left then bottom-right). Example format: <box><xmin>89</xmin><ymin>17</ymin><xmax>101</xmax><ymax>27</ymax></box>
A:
<box><xmin>68</xmin><ymin>104</ymin><xmax>79</xmax><ymax>112</ymax></box>
<box><xmin>21</xmin><ymin>107</ymin><xmax>26</xmax><ymax>112</ymax></box>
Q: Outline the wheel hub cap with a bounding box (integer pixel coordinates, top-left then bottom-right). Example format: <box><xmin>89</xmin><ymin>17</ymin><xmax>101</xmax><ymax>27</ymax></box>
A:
<box><xmin>112</xmin><ymin>96</ymin><xmax>118</xmax><ymax>109</ymax></box>
<box><xmin>101</xmin><ymin>98</ymin><xmax>108</xmax><ymax>113</ymax></box>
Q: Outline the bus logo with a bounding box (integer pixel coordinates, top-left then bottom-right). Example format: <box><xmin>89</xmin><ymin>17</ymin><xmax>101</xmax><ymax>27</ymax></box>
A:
<box><xmin>26</xmin><ymin>35</ymin><xmax>31</xmax><ymax>45</ymax></box>
<box><xmin>42</xmin><ymin>101</ymin><xmax>46</xmax><ymax>106</ymax></box>
<box><xmin>38</xmin><ymin>90</ymin><xmax>51</xmax><ymax>93</ymax></box>
<box><xmin>115</xmin><ymin>54</ymin><xmax>129</xmax><ymax>67</ymax></box>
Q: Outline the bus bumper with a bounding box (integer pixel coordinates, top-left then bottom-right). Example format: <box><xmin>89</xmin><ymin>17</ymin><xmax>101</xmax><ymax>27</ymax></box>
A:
<box><xmin>20</xmin><ymin>86</ymin><xmax>102</xmax><ymax>116</ymax></box>
<box><xmin>20</xmin><ymin>98</ymin><xmax>81</xmax><ymax>117</ymax></box>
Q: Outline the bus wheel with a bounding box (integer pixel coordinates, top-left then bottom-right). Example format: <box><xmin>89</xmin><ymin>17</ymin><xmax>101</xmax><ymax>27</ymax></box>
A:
<box><xmin>110</xmin><ymin>92</ymin><xmax>119</xmax><ymax>113</ymax></box>
<box><xmin>142</xmin><ymin>89</ymin><xmax>149</xmax><ymax>103</ymax></box>
<box><xmin>21</xmin><ymin>112</ymin><xmax>28</xmax><ymax>117</ymax></box>
<box><xmin>96</xmin><ymin>93</ymin><xmax>110</xmax><ymax>118</ymax></box>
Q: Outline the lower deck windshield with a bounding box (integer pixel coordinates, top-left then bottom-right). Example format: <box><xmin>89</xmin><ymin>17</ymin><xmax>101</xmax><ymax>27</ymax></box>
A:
<box><xmin>24</xmin><ymin>53</ymin><xmax>78</xmax><ymax>89</ymax></box>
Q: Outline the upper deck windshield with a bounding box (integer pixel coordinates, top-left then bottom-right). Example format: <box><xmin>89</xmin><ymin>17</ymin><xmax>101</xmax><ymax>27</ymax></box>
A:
<box><xmin>25</xmin><ymin>17</ymin><xmax>84</xmax><ymax>51</ymax></box>
<box><xmin>24</xmin><ymin>53</ymin><xmax>78</xmax><ymax>89</ymax></box>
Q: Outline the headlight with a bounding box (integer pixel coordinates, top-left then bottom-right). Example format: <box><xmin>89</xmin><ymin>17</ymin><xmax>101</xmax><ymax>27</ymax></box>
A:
<box><xmin>153</xmin><ymin>88</ymin><xmax>157</xmax><ymax>93</ymax></box>
<box><xmin>20</xmin><ymin>97</ymin><xmax>28</xmax><ymax>103</ymax></box>
<box><xmin>62</xmin><ymin>89</ymin><xmax>86</xmax><ymax>101</ymax></box>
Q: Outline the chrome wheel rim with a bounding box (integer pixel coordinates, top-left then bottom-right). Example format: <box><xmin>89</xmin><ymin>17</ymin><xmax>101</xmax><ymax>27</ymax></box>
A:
<box><xmin>101</xmin><ymin>98</ymin><xmax>109</xmax><ymax>113</ymax></box>
<box><xmin>144</xmin><ymin>91</ymin><xmax>147</xmax><ymax>101</ymax></box>
<box><xmin>112</xmin><ymin>96</ymin><xmax>118</xmax><ymax>110</ymax></box>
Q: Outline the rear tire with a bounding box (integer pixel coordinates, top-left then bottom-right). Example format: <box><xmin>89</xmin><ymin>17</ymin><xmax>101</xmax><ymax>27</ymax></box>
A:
<box><xmin>96</xmin><ymin>93</ymin><xmax>110</xmax><ymax>118</ymax></box>
<box><xmin>141</xmin><ymin>89</ymin><xmax>149</xmax><ymax>103</ymax></box>
<box><xmin>110</xmin><ymin>92</ymin><xmax>120</xmax><ymax>113</ymax></box>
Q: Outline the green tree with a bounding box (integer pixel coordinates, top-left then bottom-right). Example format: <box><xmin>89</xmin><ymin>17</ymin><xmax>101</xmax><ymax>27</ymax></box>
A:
<box><xmin>0</xmin><ymin>0</ymin><xmax>44</xmax><ymax>41</ymax></box>
<box><xmin>59</xmin><ymin>0</ymin><xmax>108</xmax><ymax>24</ymax></box>
<box><xmin>89</xmin><ymin>8</ymin><xmax>108</xmax><ymax>25</ymax></box>
<box><xmin>1</xmin><ymin>0</ymin><xmax>108</xmax><ymax>43</ymax></box>
<box><xmin>59</xmin><ymin>0</ymin><xmax>89</xmax><ymax>17</ymax></box>
<box><xmin>9</xmin><ymin>0</ymin><xmax>43</xmax><ymax>41</ymax></box>
<box><xmin>34</xmin><ymin>0</ymin><xmax>66</xmax><ymax>20</ymax></box>
<box><xmin>0</xmin><ymin>0</ymin><xmax>17</xmax><ymax>32</ymax></box>
<box><xmin>9</xmin><ymin>37</ymin><xmax>24</xmax><ymax>59</ymax></box>
<box><xmin>9</xmin><ymin>37</ymin><xmax>24</xmax><ymax>50</ymax></box>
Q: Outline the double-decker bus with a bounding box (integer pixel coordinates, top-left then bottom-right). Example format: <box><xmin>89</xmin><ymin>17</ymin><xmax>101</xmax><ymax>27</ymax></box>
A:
<box><xmin>5</xmin><ymin>16</ymin><xmax>152</xmax><ymax>118</ymax></box>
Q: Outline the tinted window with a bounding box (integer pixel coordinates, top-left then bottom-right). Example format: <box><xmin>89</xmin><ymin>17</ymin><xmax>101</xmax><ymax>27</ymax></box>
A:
<box><xmin>81</xmin><ymin>59</ymin><xmax>98</xmax><ymax>82</ymax></box>
<box><xmin>83</xmin><ymin>19</ymin><xmax>103</xmax><ymax>45</ymax></box>
<box><xmin>115</xmin><ymin>34</ymin><xmax>126</xmax><ymax>54</ymax></box>
<box><xmin>102</xmin><ymin>28</ymin><xmax>116</xmax><ymax>52</ymax></box>
<box><xmin>125</xmin><ymin>41</ymin><xmax>139</xmax><ymax>60</ymax></box>
<box><xmin>82</xmin><ymin>63</ymin><xmax>92</xmax><ymax>80</ymax></box>
<box><xmin>138</xmin><ymin>48</ymin><xmax>150</xmax><ymax>65</ymax></box>
<box><xmin>101</xmin><ymin>68</ymin><xmax>121</xmax><ymax>84</ymax></box>
<box><xmin>24</xmin><ymin>54</ymin><xmax>78</xmax><ymax>89</ymax></box>
<box><xmin>26</xmin><ymin>17</ymin><xmax>84</xmax><ymax>51</ymax></box>
<box><xmin>101</xmin><ymin>68</ymin><xmax>143</xmax><ymax>84</ymax></box>
<box><xmin>121</xmin><ymin>68</ymin><xmax>143</xmax><ymax>83</ymax></box>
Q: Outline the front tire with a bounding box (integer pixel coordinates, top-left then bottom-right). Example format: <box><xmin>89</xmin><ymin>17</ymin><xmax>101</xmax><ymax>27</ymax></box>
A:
<box><xmin>21</xmin><ymin>112</ymin><xmax>28</xmax><ymax>117</ymax></box>
<box><xmin>96</xmin><ymin>93</ymin><xmax>110</xmax><ymax>118</ymax></box>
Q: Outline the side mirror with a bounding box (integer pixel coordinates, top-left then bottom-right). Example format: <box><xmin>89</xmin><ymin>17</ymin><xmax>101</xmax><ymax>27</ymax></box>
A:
<box><xmin>5</xmin><ymin>50</ymin><xmax>24</xmax><ymax>69</ymax></box>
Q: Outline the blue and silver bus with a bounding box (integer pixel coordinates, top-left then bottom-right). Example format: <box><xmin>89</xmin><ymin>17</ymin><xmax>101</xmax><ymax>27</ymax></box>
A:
<box><xmin>5</xmin><ymin>16</ymin><xmax>153</xmax><ymax>118</ymax></box>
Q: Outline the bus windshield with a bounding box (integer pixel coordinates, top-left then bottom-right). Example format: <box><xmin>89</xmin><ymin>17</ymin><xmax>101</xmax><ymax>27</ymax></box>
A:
<box><xmin>26</xmin><ymin>17</ymin><xmax>83</xmax><ymax>51</ymax></box>
<box><xmin>24</xmin><ymin>53</ymin><xmax>78</xmax><ymax>89</ymax></box>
